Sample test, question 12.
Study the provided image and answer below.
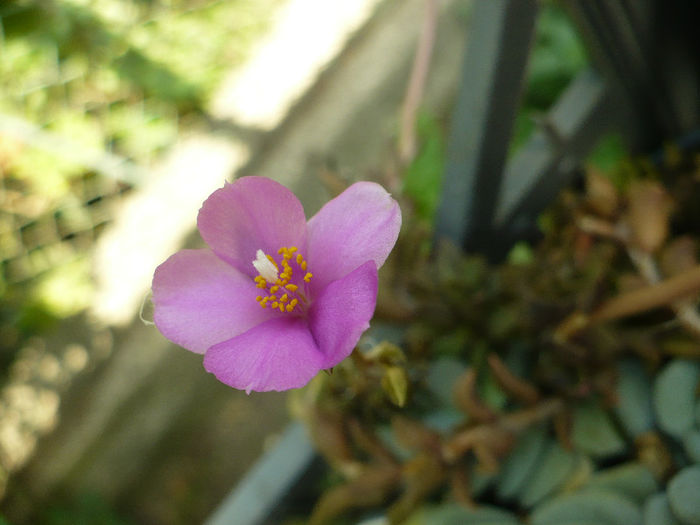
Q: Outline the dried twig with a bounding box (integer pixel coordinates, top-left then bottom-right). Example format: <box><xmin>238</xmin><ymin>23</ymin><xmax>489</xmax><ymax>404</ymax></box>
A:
<box><xmin>627</xmin><ymin>247</ymin><xmax>700</xmax><ymax>338</ymax></box>
<box><xmin>442</xmin><ymin>398</ymin><xmax>564</xmax><ymax>462</ymax></box>
<box><xmin>453</xmin><ymin>369</ymin><xmax>497</xmax><ymax>422</ymax></box>
<box><xmin>487</xmin><ymin>353</ymin><xmax>540</xmax><ymax>405</ymax></box>
<box><xmin>572</xmin><ymin>215</ymin><xmax>700</xmax><ymax>339</ymax></box>
<box><xmin>398</xmin><ymin>0</ymin><xmax>438</xmax><ymax>167</ymax></box>
<box><xmin>590</xmin><ymin>264</ymin><xmax>700</xmax><ymax>323</ymax></box>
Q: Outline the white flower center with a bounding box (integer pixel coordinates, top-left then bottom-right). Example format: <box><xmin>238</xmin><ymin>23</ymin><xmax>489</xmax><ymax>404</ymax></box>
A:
<box><xmin>252</xmin><ymin>249</ymin><xmax>279</xmax><ymax>283</ymax></box>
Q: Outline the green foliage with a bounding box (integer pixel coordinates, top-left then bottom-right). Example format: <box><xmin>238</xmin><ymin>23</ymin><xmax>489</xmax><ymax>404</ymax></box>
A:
<box><xmin>302</xmin><ymin>131</ymin><xmax>700</xmax><ymax>525</ymax></box>
<box><xmin>405</xmin><ymin>504</ymin><xmax>519</xmax><ymax>525</ymax></box>
<box><xmin>653</xmin><ymin>360</ymin><xmax>700</xmax><ymax>439</ymax></box>
<box><xmin>613</xmin><ymin>360</ymin><xmax>655</xmax><ymax>437</ymax></box>
<box><xmin>571</xmin><ymin>401</ymin><xmax>627</xmax><ymax>459</ymax></box>
<box><xmin>0</xmin><ymin>0</ymin><xmax>281</xmax><ymax>356</ymax></box>
<box><xmin>667</xmin><ymin>466</ymin><xmax>700</xmax><ymax>525</ymax></box>
<box><xmin>588</xmin><ymin>134</ymin><xmax>627</xmax><ymax>175</ymax></box>
<box><xmin>511</xmin><ymin>4</ymin><xmax>587</xmax><ymax>152</ymax></box>
<box><xmin>524</xmin><ymin>5</ymin><xmax>587</xmax><ymax>110</ymax></box>
<box><xmin>40</xmin><ymin>493</ymin><xmax>136</xmax><ymax>525</ymax></box>
<box><xmin>530</xmin><ymin>491</ymin><xmax>643</xmax><ymax>525</ymax></box>
<box><xmin>402</xmin><ymin>114</ymin><xmax>446</xmax><ymax>224</ymax></box>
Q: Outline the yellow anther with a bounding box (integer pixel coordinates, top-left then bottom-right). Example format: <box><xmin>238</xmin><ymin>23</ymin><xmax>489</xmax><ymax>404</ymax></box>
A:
<box><xmin>279</xmin><ymin>303</ymin><xmax>285</xmax><ymax>313</ymax></box>
<box><xmin>286</xmin><ymin>284</ymin><xmax>298</xmax><ymax>292</ymax></box>
<box><xmin>296</xmin><ymin>253</ymin><xmax>303</xmax><ymax>265</ymax></box>
<box><xmin>256</xmin><ymin>281</ymin><xmax>267</xmax><ymax>289</ymax></box>
<box><xmin>271</xmin><ymin>302</ymin><xmax>279</xmax><ymax>308</ymax></box>
<box><xmin>266</xmin><ymin>254</ymin><xmax>279</xmax><ymax>269</ymax></box>
<box><xmin>289</xmin><ymin>298</ymin><xmax>298</xmax><ymax>308</ymax></box>
<box><xmin>256</xmin><ymin>296</ymin><xmax>263</xmax><ymax>302</ymax></box>
<box><xmin>289</xmin><ymin>246</ymin><xmax>298</xmax><ymax>253</ymax></box>
<box><xmin>303</xmin><ymin>272</ymin><xmax>313</xmax><ymax>282</ymax></box>
<box><xmin>286</xmin><ymin>304</ymin><xmax>295</xmax><ymax>312</ymax></box>
<box><xmin>280</xmin><ymin>294</ymin><xmax>289</xmax><ymax>303</ymax></box>
<box><xmin>278</xmin><ymin>247</ymin><xmax>286</xmax><ymax>254</ymax></box>
<box><xmin>301</xmin><ymin>260</ymin><xmax>307</xmax><ymax>271</ymax></box>
<box><xmin>269</xmin><ymin>295</ymin><xmax>277</xmax><ymax>301</ymax></box>
<box><xmin>269</xmin><ymin>285</ymin><xmax>280</xmax><ymax>293</ymax></box>
<box><xmin>260</xmin><ymin>297</ymin><xmax>269</xmax><ymax>307</ymax></box>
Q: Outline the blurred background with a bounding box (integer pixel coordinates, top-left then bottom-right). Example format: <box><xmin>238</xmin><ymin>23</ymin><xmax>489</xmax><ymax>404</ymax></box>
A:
<box><xmin>1</xmin><ymin>0</ymin><xmax>697</xmax><ymax>524</ymax></box>
<box><xmin>0</xmin><ymin>1</ymin><xmax>463</xmax><ymax>522</ymax></box>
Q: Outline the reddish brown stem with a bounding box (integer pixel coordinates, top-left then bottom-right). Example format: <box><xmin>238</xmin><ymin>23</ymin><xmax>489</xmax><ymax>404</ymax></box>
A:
<box><xmin>487</xmin><ymin>353</ymin><xmax>540</xmax><ymax>405</ymax></box>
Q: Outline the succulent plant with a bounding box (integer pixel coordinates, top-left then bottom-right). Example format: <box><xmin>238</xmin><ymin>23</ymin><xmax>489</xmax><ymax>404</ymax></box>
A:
<box><xmin>293</xmin><ymin>146</ymin><xmax>700</xmax><ymax>525</ymax></box>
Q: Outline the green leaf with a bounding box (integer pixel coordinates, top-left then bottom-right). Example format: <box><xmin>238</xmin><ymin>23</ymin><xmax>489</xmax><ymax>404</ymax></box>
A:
<box><xmin>682</xmin><ymin>430</ymin><xmax>700</xmax><ymax>464</ymax></box>
<box><xmin>572</xmin><ymin>401</ymin><xmax>626</xmax><ymax>459</ymax></box>
<box><xmin>653</xmin><ymin>360</ymin><xmax>700</xmax><ymax>439</ymax></box>
<box><xmin>381</xmin><ymin>366</ymin><xmax>408</xmax><ymax>407</ymax></box>
<box><xmin>496</xmin><ymin>423</ymin><xmax>549</xmax><ymax>499</ymax></box>
<box><xmin>583</xmin><ymin>463</ymin><xmax>658</xmax><ymax>505</ymax></box>
<box><xmin>402</xmin><ymin>113</ymin><xmax>445</xmax><ymax>224</ymax></box>
<box><xmin>404</xmin><ymin>503</ymin><xmax>520</xmax><ymax>525</ymax></box>
<box><xmin>614</xmin><ymin>359</ymin><xmax>654</xmax><ymax>437</ymax></box>
<box><xmin>530</xmin><ymin>491</ymin><xmax>642</xmax><ymax>525</ymax></box>
<box><xmin>643</xmin><ymin>493</ymin><xmax>682</xmax><ymax>525</ymax></box>
<box><xmin>518</xmin><ymin>442</ymin><xmax>577</xmax><ymax>507</ymax></box>
<box><xmin>667</xmin><ymin>466</ymin><xmax>700</xmax><ymax>525</ymax></box>
<box><xmin>425</xmin><ymin>357</ymin><xmax>467</xmax><ymax>407</ymax></box>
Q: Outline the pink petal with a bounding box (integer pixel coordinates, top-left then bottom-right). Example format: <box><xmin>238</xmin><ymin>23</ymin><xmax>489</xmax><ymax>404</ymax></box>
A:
<box><xmin>152</xmin><ymin>249</ymin><xmax>277</xmax><ymax>354</ymax></box>
<box><xmin>203</xmin><ymin>317</ymin><xmax>324</xmax><ymax>392</ymax></box>
<box><xmin>197</xmin><ymin>177</ymin><xmax>308</xmax><ymax>277</ymax></box>
<box><xmin>308</xmin><ymin>260</ymin><xmax>378</xmax><ymax>369</ymax></box>
<box><xmin>306</xmin><ymin>182</ymin><xmax>401</xmax><ymax>293</ymax></box>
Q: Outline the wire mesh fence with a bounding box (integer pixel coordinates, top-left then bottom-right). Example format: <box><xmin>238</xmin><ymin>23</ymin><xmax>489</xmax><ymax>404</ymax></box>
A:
<box><xmin>0</xmin><ymin>0</ymin><xmax>281</xmax><ymax>351</ymax></box>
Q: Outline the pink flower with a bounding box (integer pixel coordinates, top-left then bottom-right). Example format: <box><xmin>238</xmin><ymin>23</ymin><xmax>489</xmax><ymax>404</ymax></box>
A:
<box><xmin>151</xmin><ymin>177</ymin><xmax>401</xmax><ymax>393</ymax></box>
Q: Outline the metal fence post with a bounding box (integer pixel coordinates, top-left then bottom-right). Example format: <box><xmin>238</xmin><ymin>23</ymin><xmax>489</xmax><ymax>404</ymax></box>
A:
<box><xmin>435</xmin><ymin>0</ymin><xmax>538</xmax><ymax>255</ymax></box>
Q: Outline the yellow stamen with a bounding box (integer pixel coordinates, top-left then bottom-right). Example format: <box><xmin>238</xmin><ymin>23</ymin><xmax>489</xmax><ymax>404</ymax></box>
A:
<box><xmin>255</xmin><ymin>246</ymin><xmax>312</xmax><ymax>313</ymax></box>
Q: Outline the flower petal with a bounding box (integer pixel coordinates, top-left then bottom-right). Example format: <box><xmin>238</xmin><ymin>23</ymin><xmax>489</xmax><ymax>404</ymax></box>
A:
<box><xmin>197</xmin><ymin>177</ymin><xmax>308</xmax><ymax>276</ymax></box>
<box><xmin>306</xmin><ymin>182</ymin><xmax>400</xmax><ymax>293</ymax></box>
<box><xmin>308</xmin><ymin>260</ymin><xmax>378</xmax><ymax>369</ymax></box>
<box><xmin>203</xmin><ymin>317</ymin><xmax>323</xmax><ymax>392</ymax></box>
<box><xmin>152</xmin><ymin>249</ymin><xmax>277</xmax><ymax>354</ymax></box>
